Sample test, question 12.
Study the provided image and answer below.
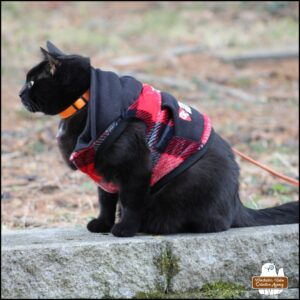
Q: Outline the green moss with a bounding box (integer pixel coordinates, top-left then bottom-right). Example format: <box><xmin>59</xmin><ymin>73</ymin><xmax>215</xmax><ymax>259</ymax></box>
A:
<box><xmin>134</xmin><ymin>281</ymin><xmax>246</xmax><ymax>299</ymax></box>
<box><xmin>134</xmin><ymin>291</ymin><xmax>169</xmax><ymax>299</ymax></box>
<box><xmin>134</xmin><ymin>290</ymin><xmax>206</xmax><ymax>299</ymax></box>
<box><xmin>153</xmin><ymin>243</ymin><xmax>180</xmax><ymax>293</ymax></box>
<box><xmin>200</xmin><ymin>281</ymin><xmax>245</xmax><ymax>299</ymax></box>
<box><xmin>271</xmin><ymin>183</ymin><xmax>290</xmax><ymax>194</ymax></box>
<box><xmin>101</xmin><ymin>294</ymin><xmax>114</xmax><ymax>299</ymax></box>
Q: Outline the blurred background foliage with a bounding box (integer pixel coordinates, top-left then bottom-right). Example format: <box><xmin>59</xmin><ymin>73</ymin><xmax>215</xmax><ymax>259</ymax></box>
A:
<box><xmin>2</xmin><ymin>2</ymin><xmax>299</xmax><ymax>81</ymax></box>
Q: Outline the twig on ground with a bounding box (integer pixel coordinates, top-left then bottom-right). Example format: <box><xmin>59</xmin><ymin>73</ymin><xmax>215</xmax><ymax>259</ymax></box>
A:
<box><xmin>110</xmin><ymin>44</ymin><xmax>299</xmax><ymax>67</ymax></box>
<box><xmin>118</xmin><ymin>71</ymin><xmax>195</xmax><ymax>90</ymax></box>
<box><xmin>219</xmin><ymin>46</ymin><xmax>299</xmax><ymax>64</ymax></box>
<box><xmin>110</xmin><ymin>44</ymin><xmax>206</xmax><ymax>66</ymax></box>
<box><xmin>116</xmin><ymin>70</ymin><xmax>264</xmax><ymax>102</ymax></box>
<box><xmin>192</xmin><ymin>77</ymin><xmax>261</xmax><ymax>102</ymax></box>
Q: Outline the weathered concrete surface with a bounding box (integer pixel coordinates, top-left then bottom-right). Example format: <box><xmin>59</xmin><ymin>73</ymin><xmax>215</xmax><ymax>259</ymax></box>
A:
<box><xmin>1</xmin><ymin>224</ymin><xmax>299</xmax><ymax>299</ymax></box>
<box><xmin>244</xmin><ymin>288</ymin><xmax>299</xmax><ymax>299</ymax></box>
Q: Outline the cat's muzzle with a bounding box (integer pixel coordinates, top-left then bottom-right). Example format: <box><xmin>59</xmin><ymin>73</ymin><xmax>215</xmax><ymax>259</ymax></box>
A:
<box><xmin>19</xmin><ymin>81</ymin><xmax>38</xmax><ymax>112</ymax></box>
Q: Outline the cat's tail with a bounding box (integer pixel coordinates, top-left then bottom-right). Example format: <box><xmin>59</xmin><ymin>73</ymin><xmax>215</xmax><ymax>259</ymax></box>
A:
<box><xmin>232</xmin><ymin>201</ymin><xmax>299</xmax><ymax>228</ymax></box>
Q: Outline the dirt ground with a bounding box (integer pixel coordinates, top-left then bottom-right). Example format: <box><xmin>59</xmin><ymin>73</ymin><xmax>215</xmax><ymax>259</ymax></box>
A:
<box><xmin>2</xmin><ymin>2</ymin><xmax>299</xmax><ymax>230</ymax></box>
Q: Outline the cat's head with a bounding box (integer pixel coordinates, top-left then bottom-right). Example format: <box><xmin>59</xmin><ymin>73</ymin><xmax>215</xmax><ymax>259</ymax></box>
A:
<box><xmin>19</xmin><ymin>41</ymin><xmax>91</xmax><ymax>115</ymax></box>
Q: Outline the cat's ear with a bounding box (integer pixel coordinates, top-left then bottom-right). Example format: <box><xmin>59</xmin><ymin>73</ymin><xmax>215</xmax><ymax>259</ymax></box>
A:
<box><xmin>40</xmin><ymin>47</ymin><xmax>61</xmax><ymax>75</ymax></box>
<box><xmin>46</xmin><ymin>41</ymin><xmax>66</xmax><ymax>56</ymax></box>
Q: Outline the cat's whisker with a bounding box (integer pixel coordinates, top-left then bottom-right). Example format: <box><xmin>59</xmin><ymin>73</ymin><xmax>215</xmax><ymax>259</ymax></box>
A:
<box><xmin>30</xmin><ymin>101</ymin><xmax>40</xmax><ymax>111</ymax></box>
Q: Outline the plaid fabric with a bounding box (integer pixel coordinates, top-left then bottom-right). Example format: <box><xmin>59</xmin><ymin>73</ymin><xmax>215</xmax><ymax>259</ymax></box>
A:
<box><xmin>70</xmin><ymin>84</ymin><xmax>213</xmax><ymax>193</ymax></box>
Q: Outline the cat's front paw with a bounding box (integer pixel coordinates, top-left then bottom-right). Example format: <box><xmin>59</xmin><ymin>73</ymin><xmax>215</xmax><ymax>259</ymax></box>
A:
<box><xmin>87</xmin><ymin>218</ymin><xmax>112</xmax><ymax>233</ymax></box>
<box><xmin>111</xmin><ymin>221</ymin><xmax>138</xmax><ymax>237</ymax></box>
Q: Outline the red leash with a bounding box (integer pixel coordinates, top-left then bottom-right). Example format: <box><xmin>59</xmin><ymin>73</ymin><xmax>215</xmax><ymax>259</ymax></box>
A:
<box><xmin>232</xmin><ymin>148</ymin><xmax>299</xmax><ymax>187</ymax></box>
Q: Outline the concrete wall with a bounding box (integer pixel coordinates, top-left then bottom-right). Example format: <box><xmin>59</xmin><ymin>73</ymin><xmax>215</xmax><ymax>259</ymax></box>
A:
<box><xmin>1</xmin><ymin>224</ymin><xmax>299</xmax><ymax>299</ymax></box>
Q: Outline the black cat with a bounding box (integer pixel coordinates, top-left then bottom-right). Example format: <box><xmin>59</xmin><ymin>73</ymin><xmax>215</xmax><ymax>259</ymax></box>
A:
<box><xmin>19</xmin><ymin>42</ymin><xmax>299</xmax><ymax>237</ymax></box>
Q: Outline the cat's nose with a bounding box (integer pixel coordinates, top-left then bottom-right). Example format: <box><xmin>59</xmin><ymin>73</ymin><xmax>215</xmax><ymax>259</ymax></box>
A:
<box><xmin>19</xmin><ymin>83</ymin><xmax>27</xmax><ymax>96</ymax></box>
<box><xmin>19</xmin><ymin>81</ymin><xmax>34</xmax><ymax>96</ymax></box>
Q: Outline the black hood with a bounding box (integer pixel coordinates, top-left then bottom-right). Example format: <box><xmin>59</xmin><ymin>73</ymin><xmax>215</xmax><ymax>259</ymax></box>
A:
<box><xmin>74</xmin><ymin>67</ymin><xmax>143</xmax><ymax>151</ymax></box>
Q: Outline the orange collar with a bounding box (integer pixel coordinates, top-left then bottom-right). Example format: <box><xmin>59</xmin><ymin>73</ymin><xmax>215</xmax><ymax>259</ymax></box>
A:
<box><xmin>59</xmin><ymin>90</ymin><xmax>90</xmax><ymax>119</ymax></box>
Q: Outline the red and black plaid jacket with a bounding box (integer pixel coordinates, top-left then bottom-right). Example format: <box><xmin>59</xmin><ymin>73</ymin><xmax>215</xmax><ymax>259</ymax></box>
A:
<box><xmin>70</xmin><ymin>83</ymin><xmax>214</xmax><ymax>194</ymax></box>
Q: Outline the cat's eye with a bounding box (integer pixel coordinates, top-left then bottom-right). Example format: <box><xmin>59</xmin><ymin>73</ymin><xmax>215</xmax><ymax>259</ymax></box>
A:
<box><xmin>29</xmin><ymin>81</ymin><xmax>34</xmax><ymax>87</ymax></box>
